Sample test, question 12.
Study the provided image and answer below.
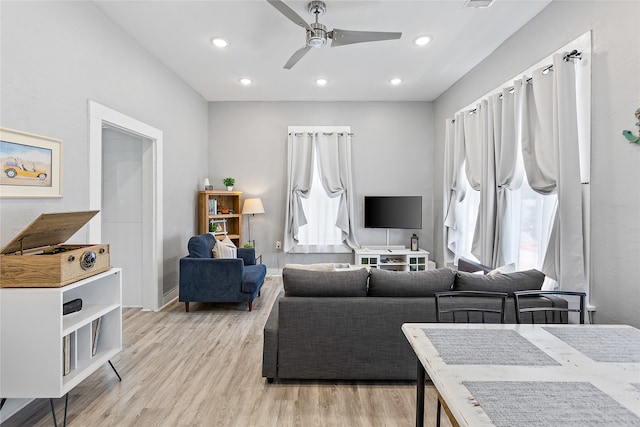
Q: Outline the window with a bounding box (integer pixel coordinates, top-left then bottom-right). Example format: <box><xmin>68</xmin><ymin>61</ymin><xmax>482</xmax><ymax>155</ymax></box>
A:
<box><xmin>297</xmin><ymin>153</ymin><xmax>344</xmax><ymax>248</ymax></box>
<box><xmin>513</xmin><ymin>175</ymin><xmax>557</xmax><ymax>271</ymax></box>
<box><xmin>283</xmin><ymin>127</ymin><xmax>359</xmax><ymax>253</ymax></box>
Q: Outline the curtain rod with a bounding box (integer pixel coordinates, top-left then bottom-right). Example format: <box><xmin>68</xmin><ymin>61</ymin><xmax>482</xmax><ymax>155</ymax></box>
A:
<box><xmin>450</xmin><ymin>50</ymin><xmax>583</xmax><ymax>121</ymax></box>
<box><xmin>289</xmin><ymin>132</ymin><xmax>354</xmax><ymax>136</ymax></box>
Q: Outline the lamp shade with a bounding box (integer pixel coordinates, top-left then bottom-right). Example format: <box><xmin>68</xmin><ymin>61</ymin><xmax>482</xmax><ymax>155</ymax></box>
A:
<box><xmin>242</xmin><ymin>198</ymin><xmax>265</xmax><ymax>215</ymax></box>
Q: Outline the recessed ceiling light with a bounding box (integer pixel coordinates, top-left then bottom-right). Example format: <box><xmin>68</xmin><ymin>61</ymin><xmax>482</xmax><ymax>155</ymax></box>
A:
<box><xmin>315</xmin><ymin>78</ymin><xmax>328</xmax><ymax>86</ymax></box>
<box><xmin>414</xmin><ymin>36</ymin><xmax>431</xmax><ymax>46</ymax></box>
<box><xmin>389</xmin><ymin>78</ymin><xmax>403</xmax><ymax>86</ymax></box>
<box><xmin>211</xmin><ymin>38</ymin><xmax>229</xmax><ymax>48</ymax></box>
<box><xmin>239</xmin><ymin>78</ymin><xmax>252</xmax><ymax>86</ymax></box>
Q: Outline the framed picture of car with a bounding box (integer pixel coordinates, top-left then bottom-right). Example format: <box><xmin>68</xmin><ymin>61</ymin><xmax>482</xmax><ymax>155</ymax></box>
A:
<box><xmin>0</xmin><ymin>127</ymin><xmax>62</xmax><ymax>198</ymax></box>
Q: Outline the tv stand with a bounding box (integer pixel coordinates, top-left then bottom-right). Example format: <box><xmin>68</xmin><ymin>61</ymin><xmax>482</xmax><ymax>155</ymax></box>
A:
<box><xmin>355</xmin><ymin>248</ymin><xmax>430</xmax><ymax>272</ymax></box>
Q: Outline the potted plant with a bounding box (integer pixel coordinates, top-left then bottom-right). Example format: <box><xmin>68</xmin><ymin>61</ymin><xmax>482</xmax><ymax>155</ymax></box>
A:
<box><xmin>223</xmin><ymin>177</ymin><xmax>235</xmax><ymax>191</ymax></box>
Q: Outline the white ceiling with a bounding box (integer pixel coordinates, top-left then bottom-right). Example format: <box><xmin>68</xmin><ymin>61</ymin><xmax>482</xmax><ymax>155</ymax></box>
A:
<box><xmin>94</xmin><ymin>0</ymin><xmax>551</xmax><ymax>102</ymax></box>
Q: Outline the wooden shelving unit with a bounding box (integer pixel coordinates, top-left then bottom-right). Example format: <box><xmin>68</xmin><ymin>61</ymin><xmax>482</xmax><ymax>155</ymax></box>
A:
<box><xmin>198</xmin><ymin>190</ymin><xmax>243</xmax><ymax>247</ymax></box>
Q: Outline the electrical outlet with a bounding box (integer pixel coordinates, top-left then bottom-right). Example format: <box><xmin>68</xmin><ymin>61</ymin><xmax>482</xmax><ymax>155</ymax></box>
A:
<box><xmin>275</xmin><ymin>241</ymin><xmax>282</xmax><ymax>250</ymax></box>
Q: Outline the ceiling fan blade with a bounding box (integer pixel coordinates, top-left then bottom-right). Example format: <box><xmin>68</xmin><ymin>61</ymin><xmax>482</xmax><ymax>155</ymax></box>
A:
<box><xmin>284</xmin><ymin>45</ymin><xmax>312</xmax><ymax>69</ymax></box>
<box><xmin>266</xmin><ymin>0</ymin><xmax>313</xmax><ymax>32</ymax></box>
<box><xmin>329</xmin><ymin>29</ymin><xmax>402</xmax><ymax>47</ymax></box>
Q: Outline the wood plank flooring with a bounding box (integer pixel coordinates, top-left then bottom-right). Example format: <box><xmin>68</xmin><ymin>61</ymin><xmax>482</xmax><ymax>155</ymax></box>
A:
<box><xmin>4</xmin><ymin>276</ymin><xmax>449</xmax><ymax>427</ymax></box>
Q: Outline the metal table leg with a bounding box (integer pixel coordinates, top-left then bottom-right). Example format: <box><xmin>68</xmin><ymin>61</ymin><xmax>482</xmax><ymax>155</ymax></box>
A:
<box><xmin>108</xmin><ymin>360</ymin><xmax>122</xmax><ymax>381</ymax></box>
<box><xmin>416</xmin><ymin>358</ymin><xmax>425</xmax><ymax>427</ymax></box>
<box><xmin>50</xmin><ymin>393</ymin><xmax>68</xmax><ymax>427</ymax></box>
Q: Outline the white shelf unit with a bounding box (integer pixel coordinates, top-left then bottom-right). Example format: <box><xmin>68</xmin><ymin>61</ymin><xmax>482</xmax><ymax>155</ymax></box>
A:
<box><xmin>0</xmin><ymin>268</ymin><xmax>122</xmax><ymax>398</ymax></box>
<box><xmin>354</xmin><ymin>248</ymin><xmax>430</xmax><ymax>272</ymax></box>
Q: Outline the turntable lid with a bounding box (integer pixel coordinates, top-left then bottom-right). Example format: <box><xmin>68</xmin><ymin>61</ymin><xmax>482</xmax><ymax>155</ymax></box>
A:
<box><xmin>1</xmin><ymin>210</ymin><xmax>99</xmax><ymax>255</ymax></box>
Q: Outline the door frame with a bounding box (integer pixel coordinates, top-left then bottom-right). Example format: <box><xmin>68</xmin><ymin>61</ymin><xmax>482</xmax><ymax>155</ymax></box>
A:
<box><xmin>88</xmin><ymin>100</ymin><xmax>163</xmax><ymax>311</ymax></box>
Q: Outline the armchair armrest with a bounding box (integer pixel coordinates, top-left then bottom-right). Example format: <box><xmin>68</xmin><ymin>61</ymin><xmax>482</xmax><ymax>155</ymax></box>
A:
<box><xmin>237</xmin><ymin>248</ymin><xmax>256</xmax><ymax>266</ymax></box>
<box><xmin>179</xmin><ymin>257</ymin><xmax>245</xmax><ymax>300</ymax></box>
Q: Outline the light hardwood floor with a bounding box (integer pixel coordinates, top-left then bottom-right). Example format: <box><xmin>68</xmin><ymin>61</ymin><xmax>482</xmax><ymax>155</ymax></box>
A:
<box><xmin>4</xmin><ymin>276</ymin><xmax>449</xmax><ymax>427</ymax></box>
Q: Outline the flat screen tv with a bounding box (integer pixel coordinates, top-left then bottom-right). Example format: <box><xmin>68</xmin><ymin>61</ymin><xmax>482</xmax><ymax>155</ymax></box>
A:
<box><xmin>364</xmin><ymin>196</ymin><xmax>422</xmax><ymax>229</ymax></box>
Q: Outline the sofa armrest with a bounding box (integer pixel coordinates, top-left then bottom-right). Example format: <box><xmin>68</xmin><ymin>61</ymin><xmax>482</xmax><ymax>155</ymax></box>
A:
<box><xmin>262</xmin><ymin>291</ymin><xmax>284</xmax><ymax>381</ymax></box>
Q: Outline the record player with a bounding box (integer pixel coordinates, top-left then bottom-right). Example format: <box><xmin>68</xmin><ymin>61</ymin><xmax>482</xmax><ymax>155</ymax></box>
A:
<box><xmin>0</xmin><ymin>210</ymin><xmax>110</xmax><ymax>287</ymax></box>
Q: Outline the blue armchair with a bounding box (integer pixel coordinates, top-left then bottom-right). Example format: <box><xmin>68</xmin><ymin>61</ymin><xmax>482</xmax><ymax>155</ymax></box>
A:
<box><xmin>179</xmin><ymin>234</ymin><xmax>267</xmax><ymax>312</ymax></box>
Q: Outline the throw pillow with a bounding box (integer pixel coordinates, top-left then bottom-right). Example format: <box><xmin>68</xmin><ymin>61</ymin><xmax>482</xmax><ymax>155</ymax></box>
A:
<box><xmin>453</xmin><ymin>269</ymin><xmax>545</xmax><ymax>296</ymax></box>
<box><xmin>283</xmin><ymin>268</ymin><xmax>369</xmax><ymax>297</ymax></box>
<box><xmin>367</xmin><ymin>268</ymin><xmax>456</xmax><ymax>297</ymax></box>
<box><xmin>212</xmin><ymin>236</ymin><xmax>237</xmax><ymax>259</ymax></box>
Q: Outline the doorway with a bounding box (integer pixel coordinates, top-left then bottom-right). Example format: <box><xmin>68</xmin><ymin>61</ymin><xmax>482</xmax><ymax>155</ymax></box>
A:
<box><xmin>101</xmin><ymin>127</ymin><xmax>148</xmax><ymax>307</ymax></box>
<box><xmin>88</xmin><ymin>101</ymin><xmax>163</xmax><ymax>310</ymax></box>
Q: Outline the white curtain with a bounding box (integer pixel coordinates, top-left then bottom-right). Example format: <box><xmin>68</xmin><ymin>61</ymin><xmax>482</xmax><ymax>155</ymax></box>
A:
<box><xmin>315</xmin><ymin>132</ymin><xmax>359</xmax><ymax>250</ymax></box>
<box><xmin>537</xmin><ymin>55</ymin><xmax>586</xmax><ymax>292</ymax></box>
<box><xmin>520</xmin><ymin>54</ymin><xmax>586</xmax><ymax>292</ymax></box>
<box><xmin>462</xmin><ymin>106</ymin><xmax>485</xmax><ymax>262</ymax></box>
<box><xmin>444</xmin><ymin>51</ymin><xmax>587</xmax><ymax>294</ymax></box>
<box><xmin>492</xmin><ymin>86</ymin><xmax>524</xmax><ymax>267</ymax></box>
<box><xmin>466</xmin><ymin>101</ymin><xmax>498</xmax><ymax>267</ymax></box>
<box><xmin>284</xmin><ymin>131</ymin><xmax>359</xmax><ymax>253</ymax></box>
<box><xmin>283</xmin><ymin>132</ymin><xmax>314</xmax><ymax>252</ymax></box>
<box><xmin>443</xmin><ymin>114</ymin><xmax>467</xmax><ymax>264</ymax></box>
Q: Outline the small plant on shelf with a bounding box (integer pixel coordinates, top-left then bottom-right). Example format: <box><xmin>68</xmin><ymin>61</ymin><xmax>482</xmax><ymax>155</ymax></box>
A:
<box><xmin>223</xmin><ymin>177</ymin><xmax>235</xmax><ymax>191</ymax></box>
<box><xmin>243</xmin><ymin>242</ymin><xmax>254</xmax><ymax>248</ymax></box>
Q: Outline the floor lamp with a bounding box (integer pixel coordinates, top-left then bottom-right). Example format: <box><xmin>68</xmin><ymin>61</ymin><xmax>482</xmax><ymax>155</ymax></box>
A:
<box><xmin>242</xmin><ymin>198</ymin><xmax>265</xmax><ymax>248</ymax></box>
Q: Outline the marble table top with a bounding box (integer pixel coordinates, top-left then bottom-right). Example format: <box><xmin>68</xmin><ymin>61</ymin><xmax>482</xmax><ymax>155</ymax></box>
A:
<box><xmin>402</xmin><ymin>323</ymin><xmax>640</xmax><ymax>427</ymax></box>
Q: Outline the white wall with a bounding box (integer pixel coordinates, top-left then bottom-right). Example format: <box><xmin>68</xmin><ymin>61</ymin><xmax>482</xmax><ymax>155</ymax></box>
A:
<box><xmin>0</xmin><ymin>2</ymin><xmax>209</xmax><ymax>297</ymax></box>
<box><xmin>208</xmin><ymin>101</ymin><xmax>434</xmax><ymax>269</ymax></box>
<box><xmin>433</xmin><ymin>1</ymin><xmax>640</xmax><ymax>327</ymax></box>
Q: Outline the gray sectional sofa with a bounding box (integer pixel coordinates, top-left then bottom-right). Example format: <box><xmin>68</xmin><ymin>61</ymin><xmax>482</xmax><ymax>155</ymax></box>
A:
<box><xmin>262</xmin><ymin>266</ymin><xmax>566</xmax><ymax>382</ymax></box>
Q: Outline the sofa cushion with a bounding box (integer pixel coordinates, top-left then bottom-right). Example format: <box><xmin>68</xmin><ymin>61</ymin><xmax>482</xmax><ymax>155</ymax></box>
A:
<box><xmin>453</xmin><ymin>269</ymin><xmax>545</xmax><ymax>296</ymax></box>
<box><xmin>241</xmin><ymin>264</ymin><xmax>267</xmax><ymax>294</ymax></box>
<box><xmin>187</xmin><ymin>234</ymin><xmax>216</xmax><ymax>258</ymax></box>
<box><xmin>283</xmin><ymin>268</ymin><xmax>369</xmax><ymax>297</ymax></box>
<box><xmin>368</xmin><ymin>268</ymin><xmax>455</xmax><ymax>297</ymax></box>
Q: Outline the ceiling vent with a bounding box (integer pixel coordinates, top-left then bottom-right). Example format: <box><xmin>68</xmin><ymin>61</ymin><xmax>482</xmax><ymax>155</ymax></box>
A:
<box><xmin>463</xmin><ymin>0</ymin><xmax>495</xmax><ymax>8</ymax></box>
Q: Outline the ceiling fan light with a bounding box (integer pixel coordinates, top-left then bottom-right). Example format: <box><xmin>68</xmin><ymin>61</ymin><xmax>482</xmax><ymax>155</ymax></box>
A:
<box><xmin>239</xmin><ymin>78</ymin><xmax>252</xmax><ymax>86</ymax></box>
<box><xmin>315</xmin><ymin>78</ymin><xmax>328</xmax><ymax>86</ymax></box>
<box><xmin>390</xmin><ymin>78</ymin><xmax>403</xmax><ymax>86</ymax></box>
<box><xmin>414</xmin><ymin>36</ymin><xmax>431</xmax><ymax>46</ymax></box>
<box><xmin>211</xmin><ymin>38</ymin><xmax>229</xmax><ymax>48</ymax></box>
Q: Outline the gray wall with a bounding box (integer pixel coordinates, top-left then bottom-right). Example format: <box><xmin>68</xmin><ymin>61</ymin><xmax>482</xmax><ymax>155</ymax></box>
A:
<box><xmin>208</xmin><ymin>102</ymin><xmax>434</xmax><ymax>269</ymax></box>
<box><xmin>433</xmin><ymin>1</ymin><xmax>640</xmax><ymax>327</ymax></box>
<box><xmin>0</xmin><ymin>1</ymin><xmax>208</xmax><ymax>296</ymax></box>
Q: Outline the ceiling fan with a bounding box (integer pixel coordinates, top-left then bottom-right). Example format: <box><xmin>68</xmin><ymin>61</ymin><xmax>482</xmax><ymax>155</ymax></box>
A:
<box><xmin>267</xmin><ymin>0</ymin><xmax>402</xmax><ymax>69</ymax></box>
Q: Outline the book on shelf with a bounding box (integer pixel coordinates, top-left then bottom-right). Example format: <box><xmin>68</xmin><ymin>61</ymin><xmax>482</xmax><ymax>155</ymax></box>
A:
<box><xmin>63</xmin><ymin>334</ymin><xmax>71</xmax><ymax>376</ymax></box>
<box><xmin>208</xmin><ymin>199</ymin><xmax>217</xmax><ymax>215</ymax></box>
<box><xmin>92</xmin><ymin>317</ymin><xmax>102</xmax><ymax>356</ymax></box>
